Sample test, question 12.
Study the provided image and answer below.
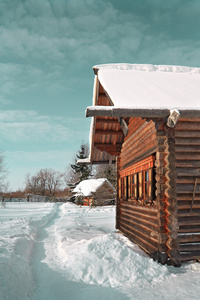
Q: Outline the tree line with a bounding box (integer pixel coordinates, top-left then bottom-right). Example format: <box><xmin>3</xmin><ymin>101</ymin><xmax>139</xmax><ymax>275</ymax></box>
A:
<box><xmin>0</xmin><ymin>142</ymin><xmax>116</xmax><ymax>198</ymax></box>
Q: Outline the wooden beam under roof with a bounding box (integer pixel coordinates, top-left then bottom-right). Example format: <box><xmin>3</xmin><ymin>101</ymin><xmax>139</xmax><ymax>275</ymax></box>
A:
<box><xmin>86</xmin><ymin>106</ymin><xmax>170</xmax><ymax>118</ymax></box>
<box><xmin>86</xmin><ymin>106</ymin><xmax>200</xmax><ymax>122</ymax></box>
<box><xmin>96</xmin><ymin>119</ymin><xmax>119</xmax><ymax>124</ymax></box>
<box><xmin>95</xmin><ymin>129</ymin><xmax>123</xmax><ymax>135</ymax></box>
<box><xmin>94</xmin><ymin>143</ymin><xmax>122</xmax><ymax>156</ymax></box>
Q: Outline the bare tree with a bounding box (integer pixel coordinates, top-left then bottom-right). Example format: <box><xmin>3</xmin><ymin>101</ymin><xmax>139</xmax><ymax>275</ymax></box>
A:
<box><xmin>46</xmin><ymin>169</ymin><xmax>64</xmax><ymax>196</ymax></box>
<box><xmin>0</xmin><ymin>152</ymin><xmax>8</xmax><ymax>193</ymax></box>
<box><xmin>25</xmin><ymin>168</ymin><xmax>64</xmax><ymax>197</ymax></box>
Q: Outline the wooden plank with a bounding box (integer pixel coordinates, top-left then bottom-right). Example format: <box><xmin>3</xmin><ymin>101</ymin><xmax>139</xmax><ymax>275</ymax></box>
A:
<box><xmin>190</xmin><ymin>178</ymin><xmax>198</xmax><ymax>212</ymax></box>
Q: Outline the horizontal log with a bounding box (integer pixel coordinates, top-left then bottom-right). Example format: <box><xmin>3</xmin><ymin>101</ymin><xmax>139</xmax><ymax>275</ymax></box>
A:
<box><xmin>176</xmin><ymin>153</ymin><xmax>200</xmax><ymax>161</ymax></box>
<box><xmin>175</xmin><ymin>137</ymin><xmax>200</xmax><ymax>145</ymax></box>
<box><xmin>178</xmin><ymin>205</ymin><xmax>200</xmax><ymax>211</ymax></box>
<box><xmin>121</xmin><ymin>146</ymin><xmax>157</xmax><ymax>170</ymax></box>
<box><xmin>178</xmin><ymin>227</ymin><xmax>200</xmax><ymax>233</ymax></box>
<box><xmin>179</xmin><ymin>244</ymin><xmax>200</xmax><ymax>252</ymax></box>
<box><xmin>120</xmin><ymin>215</ymin><xmax>158</xmax><ymax>240</ymax></box>
<box><xmin>179</xmin><ymin>252</ymin><xmax>200</xmax><ymax>262</ymax></box>
<box><xmin>179</xmin><ymin>220</ymin><xmax>200</xmax><ymax>226</ymax></box>
<box><xmin>121</xmin><ymin>210</ymin><xmax>158</xmax><ymax>230</ymax></box>
<box><xmin>175</xmin><ymin>121</ymin><xmax>200</xmax><ymax>131</ymax></box>
<box><xmin>177</xmin><ymin>184</ymin><xmax>200</xmax><ymax>193</ymax></box>
<box><xmin>121</xmin><ymin>129</ymin><xmax>156</xmax><ymax>160</ymax></box>
<box><xmin>120</xmin><ymin>220</ymin><xmax>158</xmax><ymax>245</ymax></box>
<box><xmin>178</xmin><ymin>234</ymin><xmax>200</xmax><ymax>243</ymax></box>
<box><xmin>175</xmin><ymin>131</ymin><xmax>200</xmax><ymax>138</ymax></box>
<box><xmin>178</xmin><ymin>118</ymin><xmax>200</xmax><ymax>122</ymax></box>
<box><xmin>176</xmin><ymin>161</ymin><xmax>200</xmax><ymax>168</ymax></box>
<box><xmin>176</xmin><ymin>168</ymin><xmax>200</xmax><ymax>177</ymax></box>
<box><xmin>175</xmin><ymin>145</ymin><xmax>200</xmax><ymax>153</ymax></box>
<box><xmin>120</xmin><ymin>202</ymin><xmax>157</xmax><ymax>216</ymax></box>
<box><xmin>177</xmin><ymin>195</ymin><xmax>200</xmax><ymax>201</ymax></box>
<box><xmin>177</xmin><ymin>178</ymin><xmax>200</xmax><ymax>184</ymax></box>
<box><xmin>177</xmin><ymin>210</ymin><xmax>200</xmax><ymax>217</ymax></box>
<box><xmin>120</xmin><ymin>223</ymin><xmax>159</xmax><ymax>254</ymax></box>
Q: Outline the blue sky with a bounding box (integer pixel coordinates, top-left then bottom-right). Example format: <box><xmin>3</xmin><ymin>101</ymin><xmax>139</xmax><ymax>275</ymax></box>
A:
<box><xmin>0</xmin><ymin>0</ymin><xmax>200</xmax><ymax>190</ymax></box>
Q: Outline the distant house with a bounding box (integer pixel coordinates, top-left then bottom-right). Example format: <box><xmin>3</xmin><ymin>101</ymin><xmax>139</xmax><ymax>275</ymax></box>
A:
<box><xmin>73</xmin><ymin>178</ymin><xmax>116</xmax><ymax>206</ymax></box>
<box><xmin>83</xmin><ymin>63</ymin><xmax>200</xmax><ymax>266</ymax></box>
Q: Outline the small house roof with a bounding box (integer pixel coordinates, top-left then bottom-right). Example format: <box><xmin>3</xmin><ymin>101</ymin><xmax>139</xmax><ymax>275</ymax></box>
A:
<box><xmin>73</xmin><ymin>178</ymin><xmax>115</xmax><ymax>197</ymax></box>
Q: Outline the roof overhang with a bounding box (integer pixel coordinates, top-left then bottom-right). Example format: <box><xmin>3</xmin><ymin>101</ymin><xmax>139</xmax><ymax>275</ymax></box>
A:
<box><xmin>82</xmin><ymin>63</ymin><xmax>200</xmax><ymax>165</ymax></box>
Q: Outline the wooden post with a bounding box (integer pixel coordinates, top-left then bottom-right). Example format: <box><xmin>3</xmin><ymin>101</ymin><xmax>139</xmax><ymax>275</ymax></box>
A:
<box><xmin>116</xmin><ymin>156</ymin><xmax>121</xmax><ymax>229</ymax></box>
<box><xmin>164</xmin><ymin>127</ymin><xmax>181</xmax><ymax>266</ymax></box>
<box><xmin>190</xmin><ymin>178</ymin><xmax>198</xmax><ymax>212</ymax></box>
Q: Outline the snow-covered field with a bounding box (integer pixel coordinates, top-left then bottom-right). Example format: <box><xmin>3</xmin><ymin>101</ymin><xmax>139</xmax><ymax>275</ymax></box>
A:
<box><xmin>1</xmin><ymin>202</ymin><xmax>200</xmax><ymax>300</ymax></box>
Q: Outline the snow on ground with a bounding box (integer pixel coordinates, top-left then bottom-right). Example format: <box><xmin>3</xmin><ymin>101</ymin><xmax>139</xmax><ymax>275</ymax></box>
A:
<box><xmin>1</xmin><ymin>202</ymin><xmax>200</xmax><ymax>300</ymax></box>
<box><xmin>0</xmin><ymin>202</ymin><xmax>57</xmax><ymax>300</ymax></box>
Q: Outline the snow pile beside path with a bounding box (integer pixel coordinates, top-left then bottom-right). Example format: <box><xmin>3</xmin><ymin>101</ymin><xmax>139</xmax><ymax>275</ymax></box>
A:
<box><xmin>43</xmin><ymin>203</ymin><xmax>170</xmax><ymax>296</ymax></box>
<box><xmin>0</xmin><ymin>203</ymin><xmax>56</xmax><ymax>300</ymax></box>
<box><xmin>59</xmin><ymin>233</ymin><xmax>169</xmax><ymax>290</ymax></box>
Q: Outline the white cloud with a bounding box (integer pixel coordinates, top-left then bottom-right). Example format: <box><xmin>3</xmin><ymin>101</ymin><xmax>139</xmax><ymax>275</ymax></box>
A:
<box><xmin>0</xmin><ymin>110</ymin><xmax>72</xmax><ymax>143</ymax></box>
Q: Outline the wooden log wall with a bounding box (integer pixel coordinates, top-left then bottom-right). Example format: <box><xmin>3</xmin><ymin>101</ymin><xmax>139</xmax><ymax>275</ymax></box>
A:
<box><xmin>154</xmin><ymin>121</ymin><xmax>168</xmax><ymax>264</ymax></box>
<box><xmin>175</xmin><ymin>118</ymin><xmax>200</xmax><ymax>262</ymax></box>
<box><xmin>164</xmin><ymin>128</ymin><xmax>180</xmax><ymax>266</ymax></box>
<box><xmin>117</xmin><ymin>118</ymin><xmax>160</xmax><ymax>260</ymax></box>
<box><xmin>120</xmin><ymin>118</ymin><xmax>157</xmax><ymax>168</ymax></box>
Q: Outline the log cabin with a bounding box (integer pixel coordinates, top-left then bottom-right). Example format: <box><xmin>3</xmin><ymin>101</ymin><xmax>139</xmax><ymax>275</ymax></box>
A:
<box><xmin>83</xmin><ymin>63</ymin><xmax>200</xmax><ymax>266</ymax></box>
<box><xmin>73</xmin><ymin>178</ymin><xmax>116</xmax><ymax>206</ymax></box>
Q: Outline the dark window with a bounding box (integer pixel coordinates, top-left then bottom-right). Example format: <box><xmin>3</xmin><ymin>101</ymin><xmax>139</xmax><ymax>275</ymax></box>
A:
<box><xmin>144</xmin><ymin>170</ymin><xmax>149</xmax><ymax>199</ymax></box>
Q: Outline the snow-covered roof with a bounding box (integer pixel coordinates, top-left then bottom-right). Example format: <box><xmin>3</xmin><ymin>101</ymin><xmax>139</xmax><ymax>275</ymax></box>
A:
<box><xmin>73</xmin><ymin>178</ymin><xmax>115</xmax><ymax>197</ymax></box>
<box><xmin>93</xmin><ymin>63</ymin><xmax>200</xmax><ymax>111</ymax></box>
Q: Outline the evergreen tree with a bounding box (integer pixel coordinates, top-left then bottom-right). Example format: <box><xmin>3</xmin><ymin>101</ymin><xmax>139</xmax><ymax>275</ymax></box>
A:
<box><xmin>94</xmin><ymin>164</ymin><xmax>116</xmax><ymax>187</ymax></box>
<box><xmin>70</xmin><ymin>143</ymin><xmax>92</xmax><ymax>182</ymax></box>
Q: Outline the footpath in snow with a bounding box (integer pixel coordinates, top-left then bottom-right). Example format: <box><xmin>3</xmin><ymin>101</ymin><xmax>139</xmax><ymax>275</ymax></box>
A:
<box><xmin>1</xmin><ymin>202</ymin><xmax>200</xmax><ymax>300</ymax></box>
